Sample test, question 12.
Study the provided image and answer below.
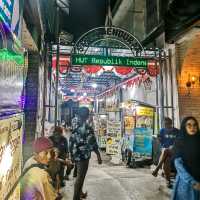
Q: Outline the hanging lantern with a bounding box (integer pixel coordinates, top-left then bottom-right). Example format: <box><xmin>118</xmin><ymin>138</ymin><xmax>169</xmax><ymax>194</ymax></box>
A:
<box><xmin>83</xmin><ymin>65</ymin><xmax>103</xmax><ymax>74</ymax></box>
<box><xmin>114</xmin><ymin>66</ymin><xmax>134</xmax><ymax>76</ymax></box>
<box><xmin>102</xmin><ymin>66</ymin><xmax>114</xmax><ymax>71</ymax></box>
<box><xmin>52</xmin><ymin>56</ymin><xmax>70</xmax><ymax>74</ymax></box>
<box><xmin>147</xmin><ymin>60</ymin><xmax>160</xmax><ymax>77</ymax></box>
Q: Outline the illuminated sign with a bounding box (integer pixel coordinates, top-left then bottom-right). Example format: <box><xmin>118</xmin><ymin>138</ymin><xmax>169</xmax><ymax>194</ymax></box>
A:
<box><xmin>136</xmin><ymin>106</ymin><xmax>154</xmax><ymax>117</ymax></box>
<box><xmin>72</xmin><ymin>55</ymin><xmax>148</xmax><ymax>68</ymax></box>
<box><xmin>0</xmin><ymin>114</ymin><xmax>23</xmax><ymax>200</ymax></box>
<box><xmin>0</xmin><ymin>0</ymin><xmax>14</xmax><ymax>27</ymax></box>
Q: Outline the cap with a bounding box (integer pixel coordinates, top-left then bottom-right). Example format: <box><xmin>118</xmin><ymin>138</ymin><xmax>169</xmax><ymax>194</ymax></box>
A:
<box><xmin>32</xmin><ymin>137</ymin><xmax>54</xmax><ymax>153</ymax></box>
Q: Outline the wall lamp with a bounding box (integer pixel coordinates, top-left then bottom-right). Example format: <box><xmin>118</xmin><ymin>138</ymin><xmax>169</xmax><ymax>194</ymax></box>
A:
<box><xmin>186</xmin><ymin>74</ymin><xmax>200</xmax><ymax>95</ymax></box>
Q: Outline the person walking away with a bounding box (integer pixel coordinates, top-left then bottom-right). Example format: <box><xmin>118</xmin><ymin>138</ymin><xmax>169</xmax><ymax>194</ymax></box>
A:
<box><xmin>21</xmin><ymin>137</ymin><xmax>59</xmax><ymax>200</ymax></box>
<box><xmin>69</xmin><ymin>107</ymin><xmax>102</xmax><ymax>200</ymax></box>
<box><xmin>152</xmin><ymin>117</ymin><xmax>179</xmax><ymax>187</ymax></box>
<box><xmin>49</xmin><ymin>126</ymin><xmax>69</xmax><ymax>187</ymax></box>
<box><xmin>172</xmin><ymin>116</ymin><xmax>200</xmax><ymax>200</ymax></box>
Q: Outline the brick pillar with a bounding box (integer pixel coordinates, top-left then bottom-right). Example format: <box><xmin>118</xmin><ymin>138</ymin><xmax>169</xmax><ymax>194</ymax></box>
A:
<box><xmin>23</xmin><ymin>52</ymin><xmax>40</xmax><ymax>162</ymax></box>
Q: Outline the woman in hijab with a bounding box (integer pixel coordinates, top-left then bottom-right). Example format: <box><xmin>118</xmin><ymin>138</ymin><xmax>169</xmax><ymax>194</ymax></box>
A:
<box><xmin>172</xmin><ymin>116</ymin><xmax>200</xmax><ymax>200</ymax></box>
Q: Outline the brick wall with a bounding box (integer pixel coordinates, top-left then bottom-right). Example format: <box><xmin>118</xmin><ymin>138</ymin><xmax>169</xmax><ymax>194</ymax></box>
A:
<box><xmin>177</xmin><ymin>33</ymin><xmax>200</xmax><ymax>123</ymax></box>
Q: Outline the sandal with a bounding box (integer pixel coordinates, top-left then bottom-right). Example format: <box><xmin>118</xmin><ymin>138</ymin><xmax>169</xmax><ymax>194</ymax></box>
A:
<box><xmin>152</xmin><ymin>170</ymin><xmax>158</xmax><ymax>177</ymax></box>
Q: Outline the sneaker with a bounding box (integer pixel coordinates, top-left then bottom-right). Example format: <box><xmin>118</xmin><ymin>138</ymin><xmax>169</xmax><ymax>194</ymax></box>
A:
<box><xmin>80</xmin><ymin>191</ymin><xmax>88</xmax><ymax>199</ymax></box>
<box><xmin>167</xmin><ymin>181</ymin><xmax>173</xmax><ymax>189</ymax></box>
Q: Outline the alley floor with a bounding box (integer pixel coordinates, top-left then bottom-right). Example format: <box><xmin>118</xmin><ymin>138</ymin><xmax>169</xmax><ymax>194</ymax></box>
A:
<box><xmin>61</xmin><ymin>154</ymin><xmax>171</xmax><ymax>200</ymax></box>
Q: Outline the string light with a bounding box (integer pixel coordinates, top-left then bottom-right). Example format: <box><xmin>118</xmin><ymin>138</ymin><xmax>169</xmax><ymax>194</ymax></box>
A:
<box><xmin>92</xmin><ymin>83</ymin><xmax>97</xmax><ymax>88</ymax></box>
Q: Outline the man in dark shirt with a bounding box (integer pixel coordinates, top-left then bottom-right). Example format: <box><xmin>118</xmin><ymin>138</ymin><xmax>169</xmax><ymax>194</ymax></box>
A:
<box><xmin>152</xmin><ymin>117</ymin><xmax>179</xmax><ymax>188</ymax></box>
<box><xmin>69</xmin><ymin>107</ymin><xmax>102</xmax><ymax>200</ymax></box>
<box><xmin>159</xmin><ymin>118</ymin><xmax>179</xmax><ymax>148</ymax></box>
<box><xmin>49</xmin><ymin>126</ymin><xmax>69</xmax><ymax>187</ymax></box>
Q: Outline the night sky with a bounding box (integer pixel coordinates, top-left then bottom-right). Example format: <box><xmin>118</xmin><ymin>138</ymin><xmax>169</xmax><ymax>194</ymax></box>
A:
<box><xmin>61</xmin><ymin>0</ymin><xmax>118</xmax><ymax>40</ymax></box>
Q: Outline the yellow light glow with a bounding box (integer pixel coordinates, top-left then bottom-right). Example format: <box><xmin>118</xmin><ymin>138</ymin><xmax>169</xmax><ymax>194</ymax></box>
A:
<box><xmin>0</xmin><ymin>145</ymin><xmax>13</xmax><ymax>177</ymax></box>
<box><xmin>191</xmin><ymin>76</ymin><xmax>196</xmax><ymax>82</ymax></box>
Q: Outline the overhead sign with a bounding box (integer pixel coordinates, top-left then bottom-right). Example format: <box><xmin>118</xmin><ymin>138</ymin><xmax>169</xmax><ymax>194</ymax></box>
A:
<box><xmin>0</xmin><ymin>0</ymin><xmax>14</xmax><ymax>28</ymax></box>
<box><xmin>72</xmin><ymin>27</ymin><xmax>144</xmax><ymax>56</ymax></box>
<box><xmin>72</xmin><ymin>54</ymin><xmax>148</xmax><ymax>68</ymax></box>
<box><xmin>0</xmin><ymin>49</ymin><xmax>25</xmax><ymax>110</ymax></box>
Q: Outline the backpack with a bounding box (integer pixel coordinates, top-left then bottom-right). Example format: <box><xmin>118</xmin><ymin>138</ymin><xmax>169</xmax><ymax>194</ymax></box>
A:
<box><xmin>4</xmin><ymin>163</ymin><xmax>46</xmax><ymax>200</ymax></box>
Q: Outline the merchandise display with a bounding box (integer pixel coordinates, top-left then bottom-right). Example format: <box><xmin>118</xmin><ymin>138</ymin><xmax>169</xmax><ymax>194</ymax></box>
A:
<box><xmin>121</xmin><ymin>100</ymin><xmax>154</xmax><ymax>161</ymax></box>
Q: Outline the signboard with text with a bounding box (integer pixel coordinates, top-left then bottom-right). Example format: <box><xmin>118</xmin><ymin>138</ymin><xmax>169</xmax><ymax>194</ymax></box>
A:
<box><xmin>136</xmin><ymin>106</ymin><xmax>154</xmax><ymax>129</ymax></box>
<box><xmin>98</xmin><ymin>136</ymin><xmax>107</xmax><ymax>149</ymax></box>
<box><xmin>136</xmin><ymin>106</ymin><xmax>154</xmax><ymax>117</ymax></box>
<box><xmin>106</xmin><ymin>137</ymin><xmax>121</xmax><ymax>155</ymax></box>
<box><xmin>106</xmin><ymin>120</ymin><xmax>121</xmax><ymax>155</ymax></box>
<box><xmin>72</xmin><ymin>54</ymin><xmax>148</xmax><ymax>68</ymax></box>
<box><xmin>0</xmin><ymin>114</ymin><xmax>23</xmax><ymax>200</ymax></box>
<box><xmin>133</xmin><ymin>128</ymin><xmax>153</xmax><ymax>158</ymax></box>
<box><xmin>124</xmin><ymin>116</ymin><xmax>135</xmax><ymax>131</ymax></box>
<box><xmin>107</xmin><ymin>120</ymin><xmax>121</xmax><ymax>138</ymax></box>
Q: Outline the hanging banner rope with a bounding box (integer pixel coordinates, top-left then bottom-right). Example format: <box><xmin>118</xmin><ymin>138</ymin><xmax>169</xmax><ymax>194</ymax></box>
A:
<box><xmin>96</xmin><ymin>74</ymin><xmax>152</xmax><ymax>98</ymax></box>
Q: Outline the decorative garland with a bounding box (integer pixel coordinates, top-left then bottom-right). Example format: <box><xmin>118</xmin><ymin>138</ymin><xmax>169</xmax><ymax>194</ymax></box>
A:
<box><xmin>97</xmin><ymin>74</ymin><xmax>153</xmax><ymax>98</ymax></box>
<box><xmin>63</xmin><ymin>96</ymin><xmax>94</xmax><ymax>102</ymax></box>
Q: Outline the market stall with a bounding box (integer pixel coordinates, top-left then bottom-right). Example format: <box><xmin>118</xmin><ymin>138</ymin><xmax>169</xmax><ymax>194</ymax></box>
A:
<box><xmin>67</xmin><ymin>25</ymin><xmax>166</xmax><ymax>166</ymax></box>
<box><xmin>122</xmin><ymin>100</ymin><xmax>155</xmax><ymax>164</ymax></box>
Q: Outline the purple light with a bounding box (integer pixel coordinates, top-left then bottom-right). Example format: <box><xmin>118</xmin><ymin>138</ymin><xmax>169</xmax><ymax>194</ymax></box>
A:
<box><xmin>18</xmin><ymin>95</ymin><xmax>26</xmax><ymax>109</ymax></box>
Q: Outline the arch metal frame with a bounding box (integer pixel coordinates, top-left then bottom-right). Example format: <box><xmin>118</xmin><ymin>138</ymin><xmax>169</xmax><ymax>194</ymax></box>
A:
<box><xmin>71</xmin><ymin>26</ymin><xmax>144</xmax><ymax>56</ymax></box>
